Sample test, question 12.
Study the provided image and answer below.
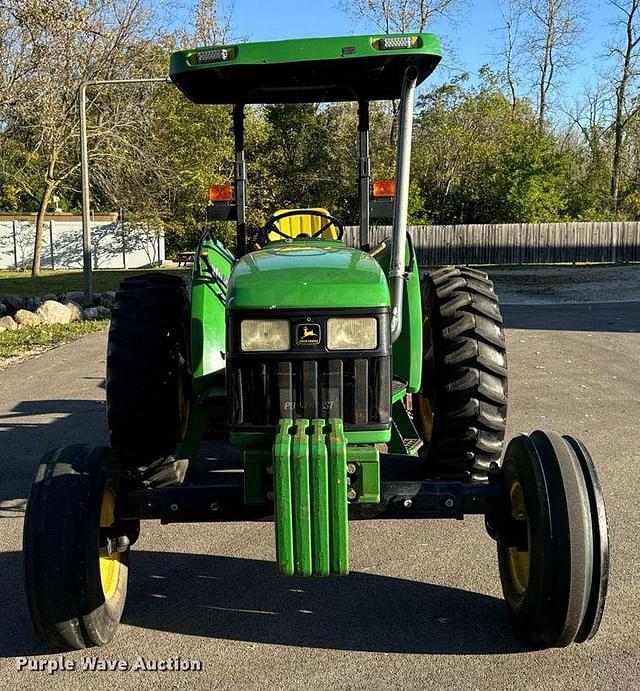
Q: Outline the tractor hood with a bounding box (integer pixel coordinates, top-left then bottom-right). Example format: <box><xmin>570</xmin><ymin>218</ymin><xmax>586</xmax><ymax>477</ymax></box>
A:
<box><xmin>227</xmin><ymin>241</ymin><xmax>390</xmax><ymax>310</ymax></box>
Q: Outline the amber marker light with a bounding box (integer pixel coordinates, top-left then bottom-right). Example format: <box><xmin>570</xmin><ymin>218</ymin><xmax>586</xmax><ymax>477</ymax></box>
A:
<box><xmin>372</xmin><ymin>179</ymin><xmax>396</xmax><ymax>198</ymax></box>
<box><xmin>208</xmin><ymin>184</ymin><xmax>234</xmax><ymax>203</ymax></box>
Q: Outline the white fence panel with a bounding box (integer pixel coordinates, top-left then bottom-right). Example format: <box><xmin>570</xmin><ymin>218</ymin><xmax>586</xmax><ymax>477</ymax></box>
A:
<box><xmin>0</xmin><ymin>219</ymin><xmax>164</xmax><ymax>271</ymax></box>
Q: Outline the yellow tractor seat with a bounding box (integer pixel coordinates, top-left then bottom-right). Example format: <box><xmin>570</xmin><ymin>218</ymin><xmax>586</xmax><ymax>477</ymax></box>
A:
<box><xmin>268</xmin><ymin>208</ymin><xmax>340</xmax><ymax>242</ymax></box>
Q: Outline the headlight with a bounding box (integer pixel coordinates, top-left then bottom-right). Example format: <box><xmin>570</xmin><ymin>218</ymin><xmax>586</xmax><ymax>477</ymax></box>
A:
<box><xmin>327</xmin><ymin>317</ymin><xmax>377</xmax><ymax>351</ymax></box>
<box><xmin>241</xmin><ymin>319</ymin><xmax>290</xmax><ymax>352</ymax></box>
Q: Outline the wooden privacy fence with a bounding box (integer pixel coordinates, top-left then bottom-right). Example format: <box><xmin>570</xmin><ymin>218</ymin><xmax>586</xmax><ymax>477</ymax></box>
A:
<box><xmin>344</xmin><ymin>222</ymin><xmax>640</xmax><ymax>266</ymax></box>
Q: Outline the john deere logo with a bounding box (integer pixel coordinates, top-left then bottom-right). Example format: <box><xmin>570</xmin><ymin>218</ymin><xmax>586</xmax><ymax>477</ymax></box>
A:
<box><xmin>297</xmin><ymin>323</ymin><xmax>321</xmax><ymax>345</ymax></box>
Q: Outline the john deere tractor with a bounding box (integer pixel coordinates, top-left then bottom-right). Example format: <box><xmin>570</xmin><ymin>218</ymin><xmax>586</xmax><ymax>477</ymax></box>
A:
<box><xmin>24</xmin><ymin>33</ymin><xmax>608</xmax><ymax>651</ymax></box>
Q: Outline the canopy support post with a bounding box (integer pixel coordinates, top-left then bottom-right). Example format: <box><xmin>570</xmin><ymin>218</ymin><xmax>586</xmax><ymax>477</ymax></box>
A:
<box><xmin>233</xmin><ymin>104</ymin><xmax>247</xmax><ymax>258</ymax></box>
<box><xmin>358</xmin><ymin>101</ymin><xmax>371</xmax><ymax>250</ymax></box>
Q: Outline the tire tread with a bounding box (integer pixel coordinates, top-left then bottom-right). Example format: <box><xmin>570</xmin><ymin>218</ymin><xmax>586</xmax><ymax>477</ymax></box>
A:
<box><xmin>416</xmin><ymin>266</ymin><xmax>509</xmax><ymax>482</ymax></box>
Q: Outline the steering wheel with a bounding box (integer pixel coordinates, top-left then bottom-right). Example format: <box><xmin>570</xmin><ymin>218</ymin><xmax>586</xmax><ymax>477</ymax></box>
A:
<box><xmin>262</xmin><ymin>209</ymin><xmax>345</xmax><ymax>241</ymax></box>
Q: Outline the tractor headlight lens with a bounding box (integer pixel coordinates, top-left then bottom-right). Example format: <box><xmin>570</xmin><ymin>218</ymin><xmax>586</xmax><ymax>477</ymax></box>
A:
<box><xmin>241</xmin><ymin>319</ymin><xmax>290</xmax><ymax>352</ymax></box>
<box><xmin>327</xmin><ymin>318</ymin><xmax>377</xmax><ymax>351</ymax></box>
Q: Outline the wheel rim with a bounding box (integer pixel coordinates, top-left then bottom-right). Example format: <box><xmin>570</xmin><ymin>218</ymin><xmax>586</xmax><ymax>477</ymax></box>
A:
<box><xmin>416</xmin><ymin>310</ymin><xmax>436</xmax><ymax>441</ymax></box>
<box><xmin>177</xmin><ymin>354</ymin><xmax>189</xmax><ymax>437</ymax></box>
<box><xmin>99</xmin><ymin>487</ymin><xmax>121</xmax><ymax>601</ymax></box>
<box><xmin>506</xmin><ymin>479</ymin><xmax>529</xmax><ymax>595</ymax></box>
<box><xmin>177</xmin><ymin>322</ymin><xmax>191</xmax><ymax>439</ymax></box>
<box><xmin>507</xmin><ymin>548</ymin><xmax>529</xmax><ymax>595</ymax></box>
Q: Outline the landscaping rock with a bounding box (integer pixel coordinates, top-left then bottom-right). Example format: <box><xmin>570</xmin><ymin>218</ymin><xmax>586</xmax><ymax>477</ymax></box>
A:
<box><xmin>100</xmin><ymin>291</ymin><xmax>117</xmax><ymax>309</ymax></box>
<box><xmin>2</xmin><ymin>294</ymin><xmax>26</xmax><ymax>315</ymax></box>
<box><xmin>26</xmin><ymin>296</ymin><xmax>43</xmax><ymax>312</ymax></box>
<box><xmin>0</xmin><ymin>315</ymin><xmax>18</xmax><ymax>332</ymax></box>
<box><xmin>36</xmin><ymin>300</ymin><xmax>72</xmax><ymax>325</ymax></box>
<box><xmin>42</xmin><ymin>293</ymin><xmax>58</xmax><ymax>303</ymax></box>
<box><xmin>14</xmin><ymin>309</ymin><xmax>43</xmax><ymax>327</ymax></box>
<box><xmin>84</xmin><ymin>306</ymin><xmax>111</xmax><ymax>320</ymax></box>
<box><xmin>0</xmin><ymin>303</ymin><xmax>6</xmax><ymax>318</ymax></box>
<box><xmin>64</xmin><ymin>301</ymin><xmax>85</xmax><ymax>322</ymax></box>
<box><xmin>64</xmin><ymin>290</ymin><xmax>86</xmax><ymax>306</ymax></box>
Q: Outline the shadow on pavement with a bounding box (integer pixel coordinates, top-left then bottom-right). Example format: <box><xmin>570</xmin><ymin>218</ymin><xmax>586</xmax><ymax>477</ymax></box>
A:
<box><xmin>502</xmin><ymin>301</ymin><xmax>640</xmax><ymax>333</ymax></box>
<box><xmin>0</xmin><ymin>548</ymin><xmax>525</xmax><ymax>657</ymax></box>
<box><xmin>0</xmin><ymin>552</ymin><xmax>50</xmax><ymax>657</ymax></box>
<box><xmin>124</xmin><ymin>551</ymin><xmax>525</xmax><ymax>656</ymax></box>
<box><xmin>0</xmin><ymin>549</ymin><xmax>526</xmax><ymax>658</ymax></box>
<box><xmin>0</xmin><ymin>398</ymin><xmax>108</xmax><ymax>505</ymax></box>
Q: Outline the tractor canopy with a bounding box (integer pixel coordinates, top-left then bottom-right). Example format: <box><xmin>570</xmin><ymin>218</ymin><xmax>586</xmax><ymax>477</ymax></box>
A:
<box><xmin>173</xmin><ymin>32</ymin><xmax>443</xmax><ymax>366</ymax></box>
<box><xmin>169</xmin><ymin>33</ymin><xmax>442</xmax><ymax>104</ymax></box>
<box><xmin>226</xmin><ymin>241</ymin><xmax>390</xmax><ymax>310</ymax></box>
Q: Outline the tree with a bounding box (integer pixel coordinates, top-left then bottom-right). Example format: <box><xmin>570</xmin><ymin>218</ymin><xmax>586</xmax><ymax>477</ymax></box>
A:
<box><xmin>192</xmin><ymin>0</ymin><xmax>234</xmax><ymax>45</ymax></box>
<box><xmin>2</xmin><ymin>0</ymin><xmax>164</xmax><ymax>276</ymax></box>
<box><xmin>412</xmin><ymin>69</ymin><xmax>571</xmax><ymax>224</ymax></box>
<box><xmin>0</xmin><ymin>4</ymin><xmax>32</xmax><ymax>120</ymax></box>
<box><xmin>562</xmin><ymin>84</ymin><xmax>612</xmax><ymax>219</ymax></box>
<box><xmin>608</xmin><ymin>0</ymin><xmax>640</xmax><ymax>212</ymax></box>
<box><xmin>338</xmin><ymin>0</ymin><xmax>465</xmax><ymax>33</ymax></box>
<box><xmin>515</xmin><ymin>0</ymin><xmax>583</xmax><ymax>129</ymax></box>
<box><xmin>495</xmin><ymin>0</ymin><xmax>525</xmax><ymax>112</ymax></box>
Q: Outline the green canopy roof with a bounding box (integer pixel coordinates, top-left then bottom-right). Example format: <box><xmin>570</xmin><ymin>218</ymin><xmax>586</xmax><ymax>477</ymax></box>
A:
<box><xmin>169</xmin><ymin>33</ymin><xmax>442</xmax><ymax>105</ymax></box>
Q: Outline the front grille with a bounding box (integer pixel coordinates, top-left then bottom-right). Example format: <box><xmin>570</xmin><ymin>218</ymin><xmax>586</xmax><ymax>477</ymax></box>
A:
<box><xmin>229</xmin><ymin>356</ymin><xmax>390</xmax><ymax>431</ymax></box>
<box><xmin>227</xmin><ymin>309</ymin><xmax>391</xmax><ymax>433</ymax></box>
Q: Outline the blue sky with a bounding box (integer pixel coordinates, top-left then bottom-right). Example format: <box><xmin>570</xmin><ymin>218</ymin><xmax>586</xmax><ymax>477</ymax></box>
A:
<box><xmin>230</xmin><ymin>0</ymin><xmax>618</xmax><ymax>102</ymax></box>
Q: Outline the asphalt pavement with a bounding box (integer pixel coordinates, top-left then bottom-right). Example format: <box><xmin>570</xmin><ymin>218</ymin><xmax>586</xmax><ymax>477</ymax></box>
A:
<box><xmin>0</xmin><ymin>300</ymin><xmax>639</xmax><ymax>689</ymax></box>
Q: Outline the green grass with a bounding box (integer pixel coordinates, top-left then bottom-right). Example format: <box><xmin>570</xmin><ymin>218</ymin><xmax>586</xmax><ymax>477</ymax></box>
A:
<box><xmin>0</xmin><ymin>268</ymin><xmax>189</xmax><ymax>299</ymax></box>
<box><xmin>0</xmin><ymin>321</ymin><xmax>109</xmax><ymax>360</ymax></box>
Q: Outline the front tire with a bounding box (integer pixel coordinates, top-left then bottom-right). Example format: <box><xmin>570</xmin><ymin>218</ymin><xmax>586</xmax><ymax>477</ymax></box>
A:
<box><xmin>23</xmin><ymin>446</ymin><xmax>130</xmax><ymax>650</ymax></box>
<box><xmin>497</xmin><ymin>431</ymin><xmax>608</xmax><ymax>648</ymax></box>
<box><xmin>413</xmin><ymin>267</ymin><xmax>508</xmax><ymax>483</ymax></box>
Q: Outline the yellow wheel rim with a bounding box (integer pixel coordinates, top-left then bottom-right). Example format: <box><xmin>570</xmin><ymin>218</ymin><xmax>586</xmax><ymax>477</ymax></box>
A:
<box><xmin>506</xmin><ymin>480</ymin><xmax>529</xmax><ymax>594</ymax></box>
<box><xmin>99</xmin><ymin>487</ymin><xmax>121</xmax><ymax>601</ymax></box>
<box><xmin>416</xmin><ymin>395</ymin><xmax>434</xmax><ymax>440</ymax></box>
<box><xmin>416</xmin><ymin>312</ymin><xmax>435</xmax><ymax>441</ymax></box>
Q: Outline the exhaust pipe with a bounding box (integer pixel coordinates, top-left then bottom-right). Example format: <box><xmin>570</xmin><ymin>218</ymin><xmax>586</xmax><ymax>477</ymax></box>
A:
<box><xmin>389</xmin><ymin>66</ymin><xmax>418</xmax><ymax>343</ymax></box>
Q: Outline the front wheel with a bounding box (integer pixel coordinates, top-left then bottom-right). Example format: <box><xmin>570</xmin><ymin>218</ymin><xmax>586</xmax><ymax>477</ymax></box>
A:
<box><xmin>23</xmin><ymin>445</ymin><xmax>132</xmax><ymax>650</ymax></box>
<box><xmin>497</xmin><ymin>431</ymin><xmax>609</xmax><ymax>648</ymax></box>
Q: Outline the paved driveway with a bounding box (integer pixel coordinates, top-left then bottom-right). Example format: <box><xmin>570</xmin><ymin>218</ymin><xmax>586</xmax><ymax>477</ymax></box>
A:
<box><xmin>0</xmin><ymin>298</ymin><xmax>638</xmax><ymax>689</ymax></box>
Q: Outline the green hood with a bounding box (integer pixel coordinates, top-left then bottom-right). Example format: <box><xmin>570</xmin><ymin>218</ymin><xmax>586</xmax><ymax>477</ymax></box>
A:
<box><xmin>227</xmin><ymin>241</ymin><xmax>390</xmax><ymax>310</ymax></box>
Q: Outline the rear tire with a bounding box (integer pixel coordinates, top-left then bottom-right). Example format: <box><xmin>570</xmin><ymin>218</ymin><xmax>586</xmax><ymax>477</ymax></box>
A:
<box><xmin>23</xmin><ymin>445</ymin><xmax>129</xmax><ymax>650</ymax></box>
<box><xmin>413</xmin><ymin>266</ymin><xmax>508</xmax><ymax>482</ymax></box>
<box><xmin>107</xmin><ymin>273</ymin><xmax>190</xmax><ymax>468</ymax></box>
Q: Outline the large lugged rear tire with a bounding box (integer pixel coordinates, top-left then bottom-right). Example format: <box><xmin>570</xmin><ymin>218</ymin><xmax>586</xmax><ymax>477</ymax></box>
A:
<box><xmin>413</xmin><ymin>266</ymin><xmax>508</xmax><ymax>483</ymax></box>
<box><xmin>107</xmin><ymin>273</ymin><xmax>190</xmax><ymax>468</ymax></box>
<box><xmin>23</xmin><ymin>446</ymin><xmax>130</xmax><ymax>650</ymax></box>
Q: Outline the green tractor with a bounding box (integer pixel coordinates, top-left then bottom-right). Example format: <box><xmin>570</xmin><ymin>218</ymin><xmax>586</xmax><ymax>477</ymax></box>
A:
<box><xmin>24</xmin><ymin>33</ymin><xmax>608</xmax><ymax>651</ymax></box>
